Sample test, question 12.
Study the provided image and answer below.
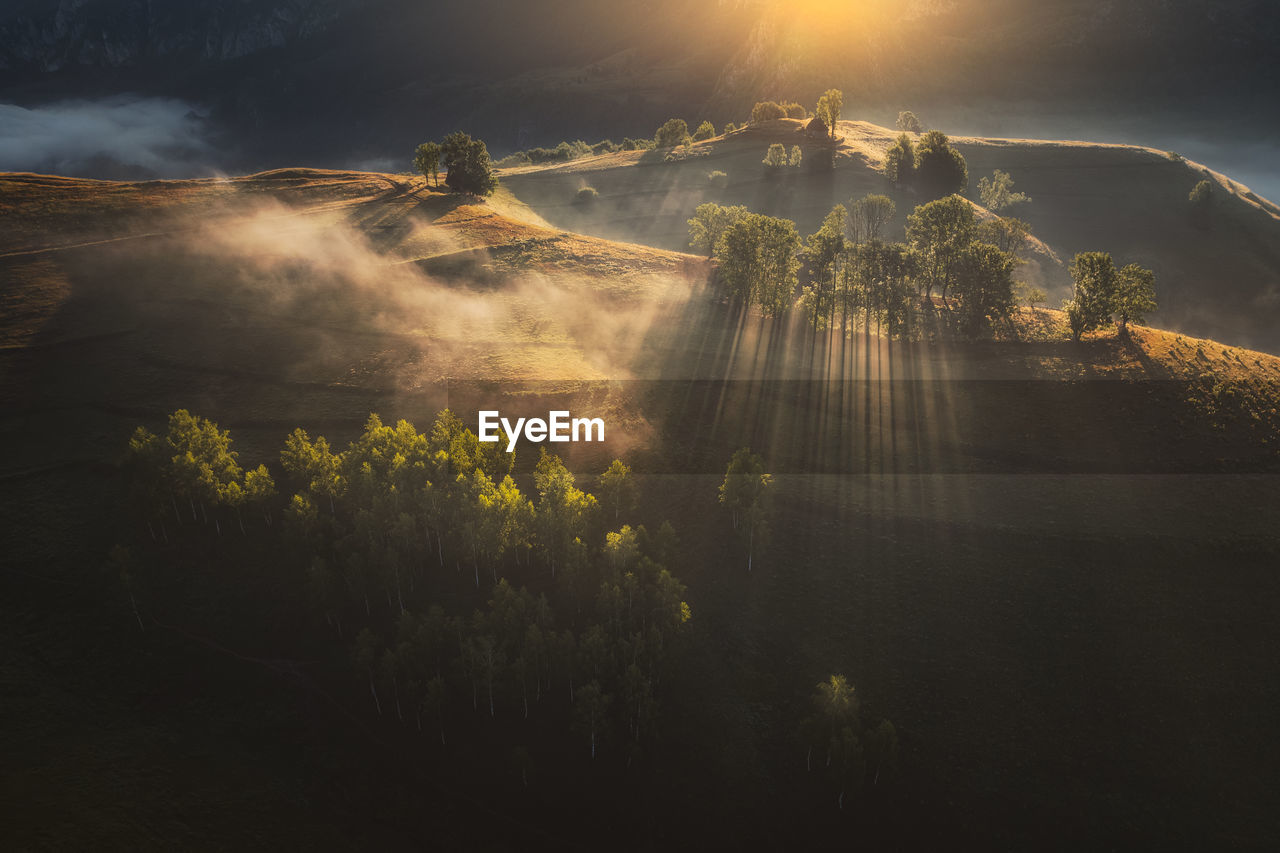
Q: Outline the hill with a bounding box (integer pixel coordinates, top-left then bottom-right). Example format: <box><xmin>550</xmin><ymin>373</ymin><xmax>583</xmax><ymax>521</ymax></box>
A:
<box><xmin>498</xmin><ymin>118</ymin><xmax>1280</xmax><ymax>353</ymax></box>
<box><xmin>4</xmin><ymin>167</ymin><xmax>1280</xmax><ymax>849</ymax></box>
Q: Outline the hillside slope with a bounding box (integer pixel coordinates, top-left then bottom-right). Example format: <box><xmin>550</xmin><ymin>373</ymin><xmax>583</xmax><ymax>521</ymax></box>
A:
<box><xmin>499</xmin><ymin>119</ymin><xmax>1280</xmax><ymax>353</ymax></box>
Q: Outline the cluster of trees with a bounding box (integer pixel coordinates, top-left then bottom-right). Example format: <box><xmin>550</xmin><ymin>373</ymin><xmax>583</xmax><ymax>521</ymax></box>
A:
<box><xmin>128</xmin><ymin>409</ymin><xmax>695</xmax><ymax>764</ymax></box>
<box><xmin>884</xmin><ymin>130</ymin><xmax>968</xmax><ymax>199</ymax></box>
<box><xmin>804</xmin><ymin>675</ymin><xmax>899</xmax><ymax>809</ymax></box>
<box><xmin>1063</xmin><ymin>252</ymin><xmax>1157</xmax><ymax>341</ymax></box>
<box><xmin>414</xmin><ymin>132</ymin><xmax>497</xmax><ymax>196</ymax></box>
<box><xmin>750</xmin><ymin>100</ymin><xmax>808</xmax><ymax>123</ymax></box>
<box><xmin>688</xmin><ymin>191</ymin><xmax>1024</xmax><ymax>336</ymax></box>
<box><xmin>763</xmin><ymin>143</ymin><xmax>803</xmax><ymax>169</ymax></box>
<box><xmin>127</xmin><ymin>410</ymin><xmax>275</xmax><ymax>539</ymax></box>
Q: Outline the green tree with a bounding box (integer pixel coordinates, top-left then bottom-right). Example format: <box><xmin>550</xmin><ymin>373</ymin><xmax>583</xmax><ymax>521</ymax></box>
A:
<box><xmin>801</xmin><ymin>205</ymin><xmax>849</xmax><ymax>330</ymax></box>
<box><xmin>687</xmin><ymin>202</ymin><xmax>749</xmax><ymax>257</ymax></box>
<box><xmin>654</xmin><ymin>118</ymin><xmax>689</xmax><ymax>149</ymax></box>
<box><xmin>814</xmin><ymin>88</ymin><xmax>843</xmax><ymax>138</ymax></box>
<box><xmin>718</xmin><ymin>447</ymin><xmax>773</xmax><ymax>571</ymax></box>
<box><xmin>906</xmin><ymin>194</ymin><xmax>975</xmax><ymax>303</ymax></box>
<box><xmin>598</xmin><ymin>459</ymin><xmax>634</xmax><ymax>521</ymax></box>
<box><xmin>723</xmin><ymin>121</ymin><xmax>737</xmax><ymax>134</ymax></box>
<box><xmin>914</xmin><ymin>130</ymin><xmax>968</xmax><ymax>199</ymax></box>
<box><xmin>788</xmin><ymin>145</ymin><xmax>803</xmax><ymax>167</ymax></box>
<box><xmin>977</xmin><ymin>169</ymin><xmax>1030</xmax><ymax>212</ymax></box>
<box><xmin>976</xmin><ymin>216</ymin><xmax>1031</xmax><ymax>254</ymax></box>
<box><xmin>883</xmin><ymin>133</ymin><xmax>915</xmax><ymax>185</ymax></box>
<box><xmin>533</xmin><ymin>450</ymin><xmax>597</xmax><ymax>577</ymax></box>
<box><xmin>1189</xmin><ymin>179</ymin><xmax>1213</xmax><ymax>229</ymax></box>
<box><xmin>440</xmin><ymin>131</ymin><xmax>498</xmax><ymax>196</ymax></box>
<box><xmin>763</xmin><ymin>143</ymin><xmax>787</xmax><ymax>168</ymax></box>
<box><xmin>848</xmin><ymin>194</ymin><xmax>896</xmax><ymax>244</ymax></box>
<box><xmin>1064</xmin><ymin>251</ymin><xmax>1119</xmax><ymax>341</ymax></box>
<box><xmin>413</xmin><ymin>141</ymin><xmax>442</xmax><ymax>187</ymax></box>
<box><xmin>896</xmin><ymin>110</ymin><xmax>923</xmax><ymax>133</ymax></box>
<box><xmin>575</xmin><ymin>680</ymin><xmax>611</xmax><ymax>759</ymax></box>
<box><xmin>1113</xmin><ymin>263</ymin><xmax>1157</xmax><ymax>335</ymax></box>
<box><xmin>716</xmin><ymin>213</ymin><xmax>801</xmax><ymax>315</ymax></box>
<box><xmin>692</xmin><ymin>120</ymin><xmax>716</xmax><ymax>142</ymax></box>
<box><xmin>953</xmin><ymin>242</ymin><xmax>1016</xmax><ymax>335</ymax></box>
<box><xmin>750</xmin><ymin>101</ymin><xmax>785</xmax><ymax>123</ymax></box>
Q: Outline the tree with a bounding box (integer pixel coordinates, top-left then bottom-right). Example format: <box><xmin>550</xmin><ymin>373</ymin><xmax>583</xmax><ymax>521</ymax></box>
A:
<box><xmin>574</xmin><ymin>680</ymin><xmax>611</xmax><ymax>759</ymax></box>
<box><xmin>1064</xmin><ymin>251</ymin><xmax>1119</xmax><ymax>341</ymax></box>
<box><xmin>440</xmin><ymin>131</ymin><xmax>498</xmax><ymax>196</ymax></box>
<box><xmin>896</xmin><ymin>110</ymin><xmax>923</xmax><ymax>133</ymax></box>
<box><xmin>976</xmin><ymin>216</ymin><xmax>1030</xmax><ymax>254</ymax></box>
<box><xmin>953</xmin><ymin>242</ymin><xmax>1016</xmax><ymax>335</ymax></box>
<box><xmin>883</xmin><ymin>133</ymin><xmax>915</xmax><ymax>185</ymax></box>
<box><xmin>848</xmin><ymin>194</ymin><xmax>896</xmax><ymax>244</ymax></box>
<box><xmin>906</xmin><ymin>194</ymin><xmax>975</xmax><ymax>303</ymax></box>
<box><xmin>801</xmin><ymin>205</ymin><xmax>848</xmax><ymax>329</ymax></box>
<box><xmin>654</xmin><ymin>118</ymin><xmax>689</xmax><ymax>149</ymax></box>
<box><xmin>692</xmin><ymin>120</ymin><xmax>716</xmax><ymax>142</ymax></box>
<box><xmin>1189</xmin><ymin>179</ymin><xmax>1213</xmax><ymax>229</ymax></box>
<box><xmin>413</xmin><ymin>141</ymin><xmax>441</xmax><ymax>187</ymax></box>
<box><xmin>913</xmin><ymin>130</ymin><xmax>968</xmax><ymax>199</ymax></box>
<box><xmin>750</xmin><ymin>101</ymin><xmax>786</xmax><ymax>124</ymax></box>
<box><xmin>598</xmin><ymin>459</ymin><xmax>634</xmax><ymax>521</ymax></box>
<box><xmin>814</xmin><ymin>88</ymin><xmax>843</xmax><ymax>138</ymax></box>
<box><xmin>1113</xmin><ymin>263</ymin><xmax>1157</xmax><ymax>335</ymax></box>
<box><xmin>977</xmin><ymin>169</ymin><xmax>1030</xmax><ymax>212</ymax></box>
<box><xmin>723</xmin><ymin>122</ymin><xmax>737</xmax><ymax>134</ymax></box>
<box><xmin>715</xmin><ymin>213</ymin><xmax>801</xmax><ymax>316</ymax></box>
<box><xmin>718</xmin><ymin>448</ymin><xmax>773</xmax><ymax>571</ymax></box>
<box><xmin>763</xmin><ymin>143</ymin><xmax>787</xmax><ymax>169</ymax></box>
<box><xmin>687</xmin><ymin>202</ymin><xmax>749</xmax><ymax>257</ymax></box>
<box><xmin>788</xmin><ymin>145</ymin><xmax>803</xmax><ymax>167</ymax></box>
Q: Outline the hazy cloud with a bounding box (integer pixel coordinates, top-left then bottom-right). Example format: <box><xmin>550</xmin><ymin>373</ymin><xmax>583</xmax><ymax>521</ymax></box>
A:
<box><xmin>0</xmin><ymin>96</ymin><xmax>213</xmax><ymax>179</ymax></box>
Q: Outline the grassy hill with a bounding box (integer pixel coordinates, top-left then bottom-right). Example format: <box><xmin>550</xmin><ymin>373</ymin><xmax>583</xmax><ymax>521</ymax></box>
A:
<box><xmin>4</xmin><ymin>166</ymin><xmax>1280</xmax><ymax>849</ymax></box>
<box><xmin>498</xmin><ymin>119</ymin><xmax>1280</xmax><ymax>354</ymax></box>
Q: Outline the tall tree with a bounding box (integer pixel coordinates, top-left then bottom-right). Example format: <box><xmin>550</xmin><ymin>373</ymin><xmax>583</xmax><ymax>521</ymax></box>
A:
<box><xmin>814</xmin><ymin>88</ymin><xmax>843</xmax><ymax>138</ymax></box>
<box><xmin>1113</xmin><ymin>263</ymin><xmax>1157</xmax><ymax>335</ymax></box>
<box><xmin>906</xmin><ymin>195</ymin><xmax>975</xmax><ymax>303</ymax></box>
<box><xmin>848</xmin><ymin>194</ymin><xmax>896</xmax><ymax>244</ymax></box>
<box><xmin>883</xmin><ymin>133</ymin><xmax>915</xmax><ymax>186</ymax></box>
<box><xmin>687</xmin><ymin>202</ymin><xmax>749</xmax><ymax>257</ymax></box>
<box><xmin>413</xmin><ymin>141</ymin><xmax>442</xmax><ymax>187</ymax></box>
<box><xmin>718</xmin><ymin>448</ymin><xmax>773</xmax><ymax>571</ymax></box>
<box><xmin>1064</xmin><ymin>251</ymin><xmax>1119</xmax><ymax>341</ymax></box>
<box><xmin>598</xmin><ymin>459</ymin><xmax>634</xmax><ymax>521</ymax></box>
<box><xmin>896</xmin><ymin>110</ymin><xmax>923</xmax><ymax>133</ymax></box>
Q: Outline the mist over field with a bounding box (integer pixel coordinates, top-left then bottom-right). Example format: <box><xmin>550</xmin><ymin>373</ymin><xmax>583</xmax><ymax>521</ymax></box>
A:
<box><xmin>0</xmin><ymin>96</ymin><xmax>214</xmax><ymax>179</ymax></box>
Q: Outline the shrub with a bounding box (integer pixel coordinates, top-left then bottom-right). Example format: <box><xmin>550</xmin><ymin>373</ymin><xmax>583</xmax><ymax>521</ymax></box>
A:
<box><xmin>750</xmin><ymin>101</ymin><xmax>787</xmax><ymax>124</ymax></box>
<box><xmin>654</xmin><ymin>118</ymin><xmax>690</xmax><ymax>149</ymax></box>
<box><xmin>708</xmin><ymin>170</ymin><xmax>729</xmax><ymax>189</ymax></box>
<box><xmin>692</xmin><ymin>120</ymin><xmax>716</xmax><ymax>142</ymax></box>
<box><xmin>763</xmin><ymin>143</ymin><xmax>787</xmax><ymax>168</ymax></box>
<box><xmin>575</xmin><ymin>186</ymin><xmax>599</xmax><ymax>204</ymax></box>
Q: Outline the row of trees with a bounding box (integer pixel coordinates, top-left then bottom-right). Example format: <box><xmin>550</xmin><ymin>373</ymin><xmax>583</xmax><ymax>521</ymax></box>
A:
<box><xmin>688</xmin><ymin>192</ymin><xmax>1023</xmax><ymax>336</ymax></box>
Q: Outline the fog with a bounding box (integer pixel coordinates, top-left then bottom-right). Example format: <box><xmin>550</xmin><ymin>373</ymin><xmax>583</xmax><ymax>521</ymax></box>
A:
<box><xmin>0</xmin><ymin>96</ymin><xmax>214</xmax><ymax>180</ymax></box>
